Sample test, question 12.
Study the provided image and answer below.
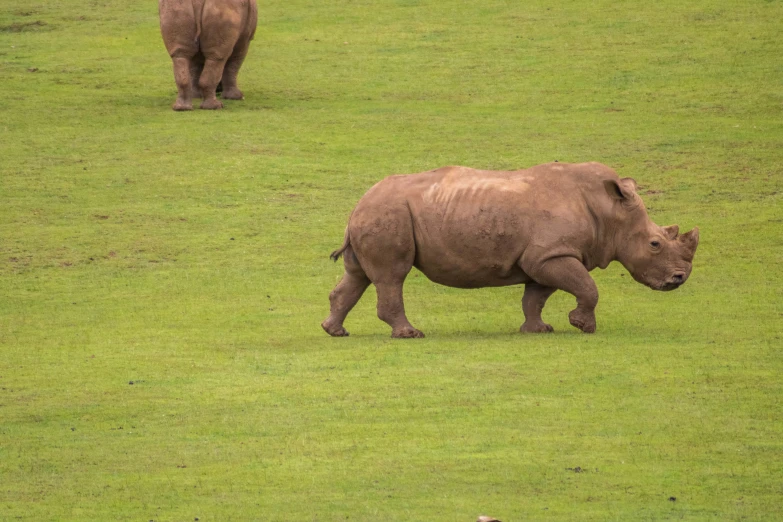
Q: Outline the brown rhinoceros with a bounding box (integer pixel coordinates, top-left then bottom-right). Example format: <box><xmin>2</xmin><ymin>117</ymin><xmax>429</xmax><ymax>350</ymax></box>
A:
<box><xmin>322</xmin><ymin>162</ymin><xmax>699</xmax><ymax>338</ymax></box>
<box><xmin>159</xmin><ymin>0</ymin><xmax>257</xmax><ymax>111</ymax></box>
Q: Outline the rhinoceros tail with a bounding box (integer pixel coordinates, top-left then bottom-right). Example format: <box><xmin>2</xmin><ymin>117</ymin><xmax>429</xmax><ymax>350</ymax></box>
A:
<box><xmin>193</xmin><ymin>0</ymin><xmax>203</xmax><ymax>46</ymax></box>
<box><xmin>329</xmin><ymin>230</ymin><xmax>351</xmax><ymax>262</ymax></box>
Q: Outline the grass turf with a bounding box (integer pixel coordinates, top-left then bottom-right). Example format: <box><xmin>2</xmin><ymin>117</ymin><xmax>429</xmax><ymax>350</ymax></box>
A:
<box><xmin>1</xmin><ymin>0</ymin><xmax>781</xmax><ymax>520</ymax></box>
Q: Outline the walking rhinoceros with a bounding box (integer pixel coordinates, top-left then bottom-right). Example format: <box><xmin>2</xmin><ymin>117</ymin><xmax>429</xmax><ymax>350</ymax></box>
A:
<box><xmin>322</xmin><ymin>162</ymin><xmax>699</xmax><ymax>338</ymax></box>
<box><xmin>159</xmin><ymin>0</ymin><xmax>257</xmax><ymax>110</ymax></box>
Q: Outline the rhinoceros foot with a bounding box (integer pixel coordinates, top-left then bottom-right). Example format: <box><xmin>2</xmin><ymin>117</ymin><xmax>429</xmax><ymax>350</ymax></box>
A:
<box><xmin>200</xmin><ymin>98</ymin><xmax>224</xmax><ymax>110</ymax></box>
<box><xmin>321</xmin><ymin>320</ymin><xmax>349</xmax><ymax>337</ymax></box>
<box><xmin>391</xmin><ymin>326</ymin><xmax>425</xmax><ymax>339</ymax></box>
<box><xmin>569</xmin><ymin>308</ymin><xmax>596</xmax><ymax>333</ymax></box>
<box><xmin>172</xmin><ymin>99</ymin><xmax>193</xmax><ymax>111</ymax></box>
<box><xmin>520</xmin><ymin>321</ymin><xmax>554</xmax><ymax>334</ymax></box>
<box><xmin>220</xmin><ymin>87</ymin><xmax>244</xmax><ymax>100</ymax></box>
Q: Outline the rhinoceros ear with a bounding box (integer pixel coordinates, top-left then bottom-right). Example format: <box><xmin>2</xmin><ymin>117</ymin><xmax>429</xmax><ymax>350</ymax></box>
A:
<box><xmin>663</xmin><ymin>224</ymin><xmax>679</xmax><ymax>239</ymax></box>
<box><xmin>679</xmin><ymin>227</ymin><xmax>700</xmax><ymax>259</ymax></box>
<box><xmin>604</xmin><ymin>177</ymin><xmax>637</xmax><ymax>202</ymax></box>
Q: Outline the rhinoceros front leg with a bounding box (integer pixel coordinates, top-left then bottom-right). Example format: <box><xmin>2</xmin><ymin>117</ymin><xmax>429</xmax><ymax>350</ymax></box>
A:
<box><xmin>520</xmin><ymin>283</ymin><xmax>557</xmax><ymax>333</ymax></box>
<box><xmin>523</xmin><ymin>256</ymin><xmax>598</xmax><ymax>333</ymax></box>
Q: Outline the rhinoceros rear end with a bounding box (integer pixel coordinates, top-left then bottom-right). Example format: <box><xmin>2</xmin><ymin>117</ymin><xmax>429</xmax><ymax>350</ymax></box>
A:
<box><xmin>159</xmin><ymin>0</ymin><xmax>258</xmax><ymax>110</ymax></box>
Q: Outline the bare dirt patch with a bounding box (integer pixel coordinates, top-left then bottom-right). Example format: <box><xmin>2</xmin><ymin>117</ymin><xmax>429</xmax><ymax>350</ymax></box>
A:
<box><xmin>0</xmin><ymin>20</ymin><xmax>48</xmax><ymax>32</ymax></box>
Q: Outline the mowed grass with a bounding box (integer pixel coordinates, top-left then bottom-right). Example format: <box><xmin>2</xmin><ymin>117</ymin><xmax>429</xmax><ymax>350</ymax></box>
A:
<box><xmin>1</xmin><ymin>0</ymin><xmax>782</xmax><ymax>520</ymax></box>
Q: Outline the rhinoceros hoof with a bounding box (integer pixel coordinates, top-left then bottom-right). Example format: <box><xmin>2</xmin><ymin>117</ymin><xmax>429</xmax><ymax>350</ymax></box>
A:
<box><xmin>221</xmin><ymin>88</ymin><xmax>244</xmax><ymax>100</ymax></box>
<box><xmin>321</xmin><ymin>320</ymin><xmax>349</xmax><ymax>337</ymax></box>
<box><xmin>520</xmin><ymin>321</ymin><xmax>554</xmax><ymax>333</ymax></box>
<box><xmin>172</xmin><ymin>99</ymin><xmax>193</xmax><ymax>111</ymax></box>
<box><xmin>569</xmin><ymin>309</ymin><xmax>596</xmax><ymax>333</ymax></box>
<box><xmin>200</xmin><ymin>98</ymin><xmax>224</xmax><ymax>110</ymax></box>
<box><xmin>392</xmin><ymin>326</ymin><xmax>425</xmax><ymax>339</ymax></box>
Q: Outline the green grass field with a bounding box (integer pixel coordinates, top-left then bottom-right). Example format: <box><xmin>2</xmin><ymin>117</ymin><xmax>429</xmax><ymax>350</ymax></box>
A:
<box><xmin>1</xmin><ymin>0</ymin><xmax>781</xmax><ymax>520</ymax></box>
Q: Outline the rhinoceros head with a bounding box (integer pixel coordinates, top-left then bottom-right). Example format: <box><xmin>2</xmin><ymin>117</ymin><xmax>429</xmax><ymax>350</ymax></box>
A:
<box><xmin>605</xmin><ymin>178</ymin><xmax>700</xmax><ymax>291</ymax></box>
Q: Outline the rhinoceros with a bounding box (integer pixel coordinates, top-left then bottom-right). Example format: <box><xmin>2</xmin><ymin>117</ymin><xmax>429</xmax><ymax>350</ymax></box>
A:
<box><xmin>322</xmin><ymin>162</ymin><xmax>699</xmax><ymax>338</ymax></box>
<box><xmin>159</xmin><ymin>0</ymin><xmax>257</xmax><ymax>110</ymax></box>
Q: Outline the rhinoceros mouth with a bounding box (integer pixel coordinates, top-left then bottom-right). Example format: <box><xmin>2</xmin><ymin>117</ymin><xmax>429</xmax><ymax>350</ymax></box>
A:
<box><xmin>647</xmin><ymin>271</ymin><xmax>687</xmax><ymax>291</ymax></box>
<box><xmin>646</xmin><ymin>280</ymin><xmax>683</xmax><ymax>291</ymax></box>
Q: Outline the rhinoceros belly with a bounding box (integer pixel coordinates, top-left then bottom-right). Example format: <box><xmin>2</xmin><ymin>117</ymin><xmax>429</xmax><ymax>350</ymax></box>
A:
<box><xmin>414</xmin><ymin>255</ymin><xmax>532</xmax><ymax>288</ymax></box>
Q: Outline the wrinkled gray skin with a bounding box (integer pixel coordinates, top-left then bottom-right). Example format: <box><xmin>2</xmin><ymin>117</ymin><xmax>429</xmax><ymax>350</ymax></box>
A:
<box><xmin>322</xmin><ymin>162</ymin><xmax>699</xmax><ymax>338</ymax></box>
<box><xmin>159</xmin><ymin>0</ymin><xmax>257</xmax><ymax>111</ymax></box>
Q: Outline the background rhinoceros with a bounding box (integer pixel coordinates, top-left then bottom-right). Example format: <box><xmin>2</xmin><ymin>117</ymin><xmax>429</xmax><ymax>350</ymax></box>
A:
<box><xmin>159</xmin><ymin>0</ymin><xmax>257</xmax><ymax>110</ymax></box>
<box><xmin>322</xmin><ymin>162</ymin><xmax>699</xmax><ymax>338</ymax></box>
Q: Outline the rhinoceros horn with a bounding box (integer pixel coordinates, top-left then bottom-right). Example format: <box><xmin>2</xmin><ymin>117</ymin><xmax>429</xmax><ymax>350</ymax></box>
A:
<box><xmin>679</xmin><ymin>227</ymin><xmax>700</xmax><ymax>260</ymax></box>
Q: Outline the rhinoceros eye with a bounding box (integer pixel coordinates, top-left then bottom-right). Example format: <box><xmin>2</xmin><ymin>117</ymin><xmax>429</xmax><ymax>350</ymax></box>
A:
<box><xmin>650</xmin><ymin>240</ymin><xmax>661</xmax><ymax>248</ymax></box>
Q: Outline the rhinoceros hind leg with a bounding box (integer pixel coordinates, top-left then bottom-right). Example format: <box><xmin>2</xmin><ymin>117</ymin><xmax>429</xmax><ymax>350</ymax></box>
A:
<box><xmin>322</xmin><ymin>247</ymin><xmax>371</xmax><ymax>337</ymax></box>
<box><xmin>347</xmin><ymin>191</ymin><xmax>420</xmax><ymax>337</ymax></box>
<box><xmin>198</xmin><ymin>58</ymin><xmax>227</xmax><ymax>109</ymax></box>
<box><xmin>391</xmin><ymin>324</ymin><xmax>425</xmax><ymax>339</ymax></box>
<box><xmin>375</xmin><ymin>282</ymin><xmax>424</xmax><ymax>339</ymax></box>
<box><xmin>520</xmin><ymin>282</ymin><xmax>557</xmax><ymax>333</ymax></box>
<box><xmin>170</xmin><ymin>56</ymin><xmax>194</xmax><ymax>111</ymax></box>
